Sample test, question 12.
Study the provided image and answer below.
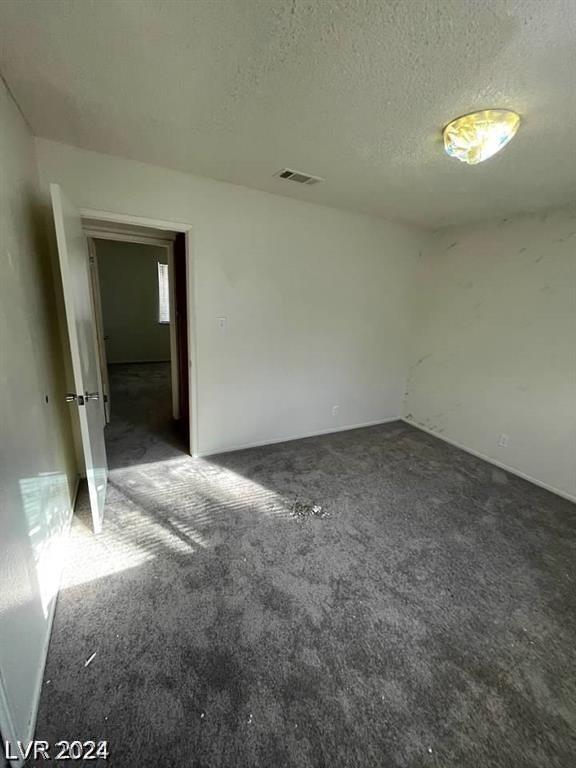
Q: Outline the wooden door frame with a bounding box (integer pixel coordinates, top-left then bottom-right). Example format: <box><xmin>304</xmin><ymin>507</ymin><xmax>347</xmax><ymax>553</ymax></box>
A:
<box><xmin>80</xmin><ymin>209</ymin><xmax>199</xmax><ymax>458</ymax></box>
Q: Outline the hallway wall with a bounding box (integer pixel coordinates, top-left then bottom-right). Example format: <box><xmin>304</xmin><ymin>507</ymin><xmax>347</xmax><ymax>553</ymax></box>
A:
<box><xmin>0</xmin><ymin>79</ymin><xmax>76</xmax><ymax>748</ymax></box>
<box><xmin>96</xmin><ymin>240</ymin><xmax>170</xmax><ymax>364</ymax></box>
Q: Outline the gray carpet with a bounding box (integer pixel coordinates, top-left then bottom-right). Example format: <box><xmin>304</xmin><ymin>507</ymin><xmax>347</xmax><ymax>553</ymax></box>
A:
<box><xmin>30</xmin><ymin>363</ymin><xmax>576</xmax><ymax>767</ymax></box>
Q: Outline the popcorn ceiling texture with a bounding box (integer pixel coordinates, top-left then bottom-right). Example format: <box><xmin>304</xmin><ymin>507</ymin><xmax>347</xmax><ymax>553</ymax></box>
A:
<box><xmin>0</xmin><ymin>0</ymin><xmax>575</xmax><ymax>227</ymax></box>
<box><xmin>31</xmin><ymin>364</ymin><xmax>576</xmax><ymax>767</ymax></box>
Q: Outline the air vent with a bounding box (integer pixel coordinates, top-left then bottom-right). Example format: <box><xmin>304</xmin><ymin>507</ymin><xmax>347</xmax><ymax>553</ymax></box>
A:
<box><xmin>274</xmin><ymin>168</ymin><xmax>324</xmax><ymax>186</ymax></box>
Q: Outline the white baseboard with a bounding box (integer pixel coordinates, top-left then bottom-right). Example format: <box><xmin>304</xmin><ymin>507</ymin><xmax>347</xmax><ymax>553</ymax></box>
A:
<box><xmin>403</xmin><ymin>419</ymin><xmax>576</xmax><ymax>504</ymax></box>
<box><xmin>196</xmin><ymin>416</ymin><xmax>401</xmax><ymax>458</ymax></box>
<box><xmin>23</xmin><ymin>474</ymin><xmax>80</xmax><ymax>755</ymax></box>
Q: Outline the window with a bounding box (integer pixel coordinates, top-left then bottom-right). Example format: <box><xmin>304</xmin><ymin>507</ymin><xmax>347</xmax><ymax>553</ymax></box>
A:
<box><xmin>157</xmin><ymin>262</ymin><xmax>170</xmax><ymax>323</ymax></box>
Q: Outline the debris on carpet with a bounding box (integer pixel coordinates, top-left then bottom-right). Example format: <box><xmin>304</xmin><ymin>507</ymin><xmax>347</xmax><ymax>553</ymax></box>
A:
<box><xmin>289</xmin><ymin>500</ymin><xmax>329</xmax><ymax>519</ymax></box>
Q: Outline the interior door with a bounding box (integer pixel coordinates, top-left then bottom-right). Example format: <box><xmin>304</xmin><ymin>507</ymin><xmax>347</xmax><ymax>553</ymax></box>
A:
<box><xmin>50</xmin><ymin>183</ymin><xmax>107</xmax><ymax>533</ymax></box>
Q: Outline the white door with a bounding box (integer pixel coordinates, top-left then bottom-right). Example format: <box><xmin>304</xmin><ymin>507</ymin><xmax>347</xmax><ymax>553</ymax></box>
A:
<box><xmin>51</xmin><ymin>183</ymin><xmax>107</xmax><ymax>533</ymax></box>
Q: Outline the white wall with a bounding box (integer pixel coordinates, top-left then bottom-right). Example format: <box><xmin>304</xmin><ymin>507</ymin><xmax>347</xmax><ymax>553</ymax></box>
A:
<box><xmin>404</xmin><ymin>209</ymin><xmax>576</xmax><ymax>500</ymax></box>
<box><xmin>96</xmin><ymin>240</ymin><xmax>170</xmax><ymax>364</ymax></box>
<box><xmin>0</xmin><ymin>82</ymin><xmax>76</xmax><ymax>748</ymax></box>
<box><xmin>35</xmin><ymin>139</ymin><xmax>425</xmax><ymax>455</ymax></box>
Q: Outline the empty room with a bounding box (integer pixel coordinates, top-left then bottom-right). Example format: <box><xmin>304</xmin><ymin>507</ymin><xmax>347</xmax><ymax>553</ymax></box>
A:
<box><xmin>0</xmin><ymin>1</ymin><xmax>574</xmax><ymax>767</ymax></box>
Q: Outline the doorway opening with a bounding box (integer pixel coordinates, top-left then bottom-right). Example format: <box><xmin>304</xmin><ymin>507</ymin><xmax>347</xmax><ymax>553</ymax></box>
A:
<box><xmin>83</xmin><ymin>219</ymin><xmax>190</xmax><ymax>470</ymax></box>
<box><xmin>51</xmin><ymin>184</ymin><xmax>197</xmax><ymax>533</ymax></box>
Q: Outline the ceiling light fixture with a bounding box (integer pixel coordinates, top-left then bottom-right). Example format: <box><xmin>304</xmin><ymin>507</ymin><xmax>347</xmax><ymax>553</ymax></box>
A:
<box><xmin>443</xmin><ymin>109</ymin><xmax>520</xmax><ymax>165</ymax></box>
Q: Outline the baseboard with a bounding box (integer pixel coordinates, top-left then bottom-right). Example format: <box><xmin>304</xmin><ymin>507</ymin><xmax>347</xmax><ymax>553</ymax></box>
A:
<box><xmin>196</xmin><ymin>416</ymin><xmax>401</xmax><ymax>458</ymax></box>
<box><xmin>403</xmin><ymin>419</ymin><xmax>576</xmax><ymax>504</ymax></box>
<box><xmin>23</xmin><ymin>474</ymin><xmax>80</xmax><ymax>754</ymax></box>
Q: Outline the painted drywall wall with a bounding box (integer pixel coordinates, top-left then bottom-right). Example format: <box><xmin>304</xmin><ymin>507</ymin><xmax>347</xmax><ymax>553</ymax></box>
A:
<box><xmin>96</xmin><ymin>240</ymin><xmax>170</xmax><ymax>364</ymax></box>
<box><xmin>404</xmin><ymin>209</ymin><xmax>576</xmax><ymax>500</ymax></box>
<box><xmin>35</xmin><ymin>139</ymin><xmax>425</xmax><ymax>455</ymax></box>
<box><xmin>0</xmin><ymin>81</ymin><xmax>76</xmax><ymax>748</ymax></box>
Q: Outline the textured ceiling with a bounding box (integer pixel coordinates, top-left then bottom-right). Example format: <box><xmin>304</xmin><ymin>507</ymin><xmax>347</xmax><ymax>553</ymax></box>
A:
<box><xmin>1</xmin><ymin>0</ymin><xmax>575</xmax><ymax>228</ymax></box>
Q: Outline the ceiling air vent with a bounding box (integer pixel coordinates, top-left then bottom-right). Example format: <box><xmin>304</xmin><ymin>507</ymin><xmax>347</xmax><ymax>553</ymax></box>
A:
<box><xmin>274</xmin><ymin>168</ymin><xmax>325</xmax><ymax>186</ymax></box>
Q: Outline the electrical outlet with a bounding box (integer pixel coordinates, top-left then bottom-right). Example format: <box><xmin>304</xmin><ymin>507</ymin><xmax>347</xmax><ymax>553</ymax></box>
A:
<box><xmin>498</xmin><ymin>433</ymin><xmax>509</xmax><ymax>448</ymax></box>
<box><xmin>332</xmin><ymin>405</ymin><xmax>340</xmax><ymax>417</ymax></box>
<box><xmin>217</xmin><ymin>316</ymin><xmax>227</xmax><ymax>329</ymax></box>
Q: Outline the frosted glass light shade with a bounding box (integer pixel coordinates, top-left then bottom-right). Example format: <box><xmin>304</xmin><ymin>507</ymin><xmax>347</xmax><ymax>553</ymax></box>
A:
<box><xmin>443</xmin><ymin>109</ymin><xmax>520</xmax><ymax>165</ymax></box>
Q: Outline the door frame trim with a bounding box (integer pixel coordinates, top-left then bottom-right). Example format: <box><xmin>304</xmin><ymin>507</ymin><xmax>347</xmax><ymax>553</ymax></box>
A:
<box><xmin>86</xmin><ymin>238</ymin><xmax>111</xmax><ymax>423</ymax></box>
<box><xmin>80</xmin><ymin>208</ymin><xmax>199</xmax><ymax>458</ymax></box>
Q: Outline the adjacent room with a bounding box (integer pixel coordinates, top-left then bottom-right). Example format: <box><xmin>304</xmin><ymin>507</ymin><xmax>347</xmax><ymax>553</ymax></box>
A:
<box><xmin>0</xmin><ymin>1</ymin><xmax>574</xmax><ymax>767</ymax></box>
<box><xmin>88</xmin><ymin>233</ymin><xmax>189</xmax><ymax>468</ymax></box>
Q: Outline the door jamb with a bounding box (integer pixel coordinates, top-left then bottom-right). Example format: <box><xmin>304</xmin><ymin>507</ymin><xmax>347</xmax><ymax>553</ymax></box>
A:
<box><xmin>86</xmin><ymin>237</ymin><xmax>111</xmax><ymax>423</ymax></box>
<box><xmin>80</xmin><ymin>209</ymin><xmax>199</xmax><ymax>458</ymax></box>
<box><xmin>166</xmin><ymin>246</ymin><xmax>179</xmax><ymax>420</ymax></box>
